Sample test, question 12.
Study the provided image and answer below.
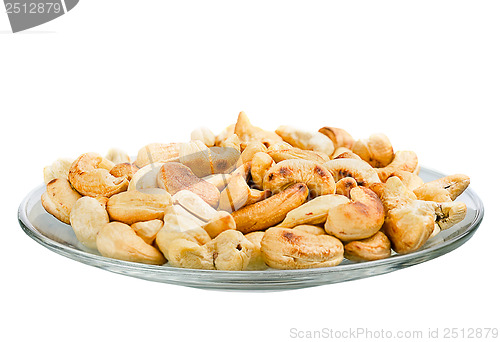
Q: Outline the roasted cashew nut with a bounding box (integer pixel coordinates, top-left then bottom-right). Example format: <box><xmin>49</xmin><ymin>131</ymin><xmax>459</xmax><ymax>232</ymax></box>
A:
<box><xmin>376</xmin><ymin>150</ymin><xmax>418</xmax><ymax>182</ymax></box>
<box><xmin>318</xmin><ymin>127</ymin><xmax>355</xmax><ymax>150</ymax></box>
<box><xmin>324</xmin><ymin>186</ymin><xmax>385</xmax><ymax>241</ymax></box>
<box><xmin>260</xmin><ymin>227</ymin><xmax>344</xmax><ymax>269</ymax></box>
<box><xmin>218</xmin><ymin>175</ymin><xmax>270</xmax><ymax>212</ymax></box>
<box><xmin>250</xmin><ymin>152</ymin><xmax>275</xmax><ymax>190</ymax></box>
<box><xmin>70</xmin><ymin>196</ymin><xmax>109</xmax><ymax>249</ymax></box>
<box><xmin>262</xmin><ymin>159</ymin><xmax>336</xmax><ymax>197</ymax></box>
<box><xmin>191</xmin><ymin>126</ymin><xmax>216</xmax><ymax>147</ymax></box>
<box><xmin>232</xmin><ymin>183</ymin><xmax>309</xmax><ymax>234</ymax></box>
<box><xmin>244</xmin><ymin>231</ymin><xmax>268</xmax><ymax>270</ymax></box>
<box><xmin>352</xmin><ymin>133</ymin><xmax>394</xmax><ymax>168</ymax></box>
<box><xmin>43</xmin><ymin>158</ymin><xmax>73</xmax><ymax>184</ymax></box>
<box><xmin>135</xmin><ymin>143</ymin><xmax>180</xmax><ymax>168</ymax></box>
<box><xmin>275</xmin><ymin>125</ymin><xmax>334</xmax><ymax>156</ymax></box>
<box><xmin>206</xmin><ymin>230</ymin><xmax>254</xmax><ymax>271</ymax></box>
<box><xmin>278</xmin><ymin>194</ymin><xmax>350</xmax><ymax>228</ymax></box>
<box><xmin>267</xmin><ymin>147</ymin><xmax>330</xmax><ymax>164</ymax></box>
<box><xmin>96</xmin><ymin>222</ymin><xmax>166</xmax><ymax>265</ymax></box>
<box><xmin>68</xmin><ymin>152</ymin><xmax>129</xmax><ymax>197</ymax></box>
<box><xmin>413</xmin><ymin>174</ymin><xmax>470</xmax><ymax>202</ymax></box>
<box><xmin>344</xmin><ymin>231</ymin><xmax>392</xmax><ymax>261</ymax></box>
<box><xmin>234</xmin><ymin>111</ymin><xmax>283</xmax><ymax>149</ymax></box>
<box><xmin>323</xmin><ymin>158</ymin><xmax>381</xmax><ymax>186</ymax></box>
<box><xmin>41</xmin><ymin>178</ymin><xmax>82</xmax><ymax>224</ymax></box>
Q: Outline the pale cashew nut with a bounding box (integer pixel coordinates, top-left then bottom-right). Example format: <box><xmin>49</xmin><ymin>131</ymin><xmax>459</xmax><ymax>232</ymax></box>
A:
<box><xmin>413</xmin><ymin>174</ymin><xmax>470</xmax><ymax>202</ymax></box>
<box><xmin>262</xmin><ymin>159</ymin><xmax>336</xmax><ymax>197</ymax></box>
<box><xmin>376</xmin><ymin>150</ymin><xmax>418</xmax><ymax>182</ymax></box>
<box><xmin>41</xmin><ymin>178</ymin><xmax>82</xmax><ymax>224</ymax></box>
<box><xmin>250</xmin><ymin>152</ymin><xmax>275</xmax><ymax>190</ymax></box>
<box><xmin>275</xmin><ymin>125</ymin><xmax>334</xmax><ymax>156</ymax></box>
<box><xmin>156</xmin><ymin>162</ymin><xmax>220</xmax><ymax>208</ymax></box>
<box><xmin>332</xmin><ymin>150</ymin><xmax>362</xmax><ymax>160</ymax></box>
<box><xmin>96</xmin><ymin>222</ymin><xmax>166</xmax><ymax>265</ymax></box>
<box><xmin>68</xmin><ymin>152</ymin><xmax>129</xmax><ymax>197</ymax></box>
<box><xmin>267</xmin><ymin>141</ymin><xmax>293</xmax><ymax>151</ymax></box>
<box><xmin>219</xmin><ymin>133</ymin><xmax>241</xmax><ymax>151</ymax></box>
<box><xmin>260</xmin><ymin>227</ymin><xmax>344</xmax><ymax>269</ymax></box>
<box><xmin>435</xmin><ymin>201</ymin><xmax>467</xmax><ymax>230</ymax></box>
<box><xmin>190</xmin><ymin>126</ymin><xmax>216</xmax><ymax>147</ymax></box>
<box><xmin>388</xmin><ymin>170</ymin><xmax>424</xmax><ymax>191</ymax></box>
<box><xmin>352</xmin><ymin>133</ymin><xmax>394</xmax><ymax>168</ymax></box>
<box><xmin>70</xmin><ymin>196</ymin><xmax>109</xmax><ymax>249</ymax></box>
<box><xmin>130</xmin><ymin>219</ymin><xmax>164</xmax><ymax>245</ymax></box>
<box><xmin>318</xmin><ymin>127</ymin><xmax>355</xmax><ymax>150</ymax></box>
<box><xmin>278</xmin><ymin>194</ymin><xmax>349</xmax><ymax>228</ymax></box>
<box><xmin>172</xmin><ymin>189</ymin><xmax>218</xmax><ymax>222</ymax></box>
<box><xmin>105</xmin><ymin>148</ymin><xmax>131</xmax><ymax>164</ymax></box>
<box><xmin>234</xmin><ymin>111</ymin><xmax>283</xmax><ymax>149</ymax></box>
<box><xmin>267</xmin><ymin>148</ymin><xmax>330</xmax><ymax>164</ymax></box>
<box><xmin>344</xmin><ymin>231</ymin><xmax>392</xmax><ymax>261</ymax></box>
<box><xmin>43</xmin><ymin>158</ymin><xmax>73</xmax><ymax>184</ymax></box>
<box><xmin>106</xmin><ymin>188</ymin><xmax>172</xmax><ymax>225</ymax></box>
<box><xmin>179</xmin><ymin>140</ymin><xmax>241</xmax><ymax>177</ymax></box>
<box><xmin>205</xmin><ymin>230</ymin><xmax>254</xmax><ymax>270</ymax></box>
<box><xmin>135</xmin><ymin>143</ymin><xmax>180</xmax><ymax>168</ymax></box>
<box><xmin>325</xmin><ymin>186</ymin><xmax>385</xmax><ymax>241</ymax></box>
<box><xmin>323</xmin><ymin>158</ymin><xmax>381</xmax><ymax>186</ymax></box>
<box><xmin>244</xmin><ymin>231</ymin><xmax>268</xmax><ymax>270</ymax></box>
<box><xmin>164</xmin><ymin>238</ymin><xmax>215</xmax><ymax>270</ymax></box>
<box><xmin>240</xmin><ymin>141</ymin><xmax>267</xmax><ymax>163</ymax></box>
<box><xmin>232</xmin><ymin>183</ymin><xmax>309</xmax><ymax>234</ymax></box>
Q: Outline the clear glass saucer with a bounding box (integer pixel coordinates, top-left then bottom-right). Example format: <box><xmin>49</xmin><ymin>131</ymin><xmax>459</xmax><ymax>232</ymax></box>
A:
<box><xmin>18</xmin><ymin>167</ymin><xmax>484</xmax><ymax>291</ymax></box>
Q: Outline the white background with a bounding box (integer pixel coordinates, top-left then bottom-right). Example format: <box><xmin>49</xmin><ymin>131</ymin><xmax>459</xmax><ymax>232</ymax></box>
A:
<box><xmin>1</xmin><ymin>1</ymin><xmax>498</xmax><ymax>341</ymax></box>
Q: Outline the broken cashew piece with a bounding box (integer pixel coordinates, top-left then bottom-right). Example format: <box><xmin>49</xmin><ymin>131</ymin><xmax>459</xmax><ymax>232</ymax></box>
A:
<box><xmin>244</xmin><ymin>231</ymin><xmax>268</xmax><ymax>270</ymax></box>
<box><xmin>191</xmin><ymin>126</ymin><xmax>216</xmax><ymax>147</ymax></box>
<box><xmin>267</xmin><ymin>147</ymin><xmax>330</xmax><ymax>164</ymax></box>
<box><xmin>41</xmin><ymin>178</ymin><xmax>82</xmax><ymax>224</ymax></box>
<box><xmin>68</xmin><ymin>152</ymin><xmax>129</xmax><ymax>197</ymax></box>
<box><xmin>250</xmin><ymin>152</ymin><xmax>275</xmax><ymax>190</ymax></box>
<box><xmin>206</xmin><ymin>230</ymin><xmax>254</xmax><ymax>271</ymax></box>
<box><xmin>43</xmin><ymin>158</ymin><xmax>74</xmax><ymax>184</ymax></box>
<box><xmin>130</xmin><ymin>219</ymin><xmax>164</xmax><ymax>245</ymax></box>
<box><xmin>318</xmin><ymin>127</ymin><xmax>355</xmax><ymax>150</ymax></box>
<box><xmin>105</xmin><ymin>148</ymin><xmax>131</xmax><ymax>164</ymax></box>
<box><xmin>262</xmin><ymin>159</ymin><xmax>336</xmax><ymax>197</ymax></box>
<box><xmin>202</xmin><ymin>211</ymin><xmax>237</xmax><ymax>239</ymax></box>
<box><xmin>413</xmin><ymin>174</ymin><xmax>470</xmax><ymax>202</ymax></box>
<box><xmin>325</xmin><ymin>186</ymin><xmax>385</xmax><ymax>241</ymax></box>
<box><xmin>234</xmin><ymin>111</ymin><xmax>283</xmax><ymax>149</ymax></box>
<box><xmin>218</xmin><ymin>175</ymin><xmax>270</xmax><ymax>212</ymax></box>
<box><xmin>260</xmin><ymin>227</ymin><xmax>344</xmax><ymax>269</ymax></box>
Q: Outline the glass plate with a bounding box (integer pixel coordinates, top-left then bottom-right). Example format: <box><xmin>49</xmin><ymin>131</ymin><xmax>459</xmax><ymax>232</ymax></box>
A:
<box><xmin>18</xmin><ymin>167</ymin><xmax>484</xmax><ymax>291</ymax></box>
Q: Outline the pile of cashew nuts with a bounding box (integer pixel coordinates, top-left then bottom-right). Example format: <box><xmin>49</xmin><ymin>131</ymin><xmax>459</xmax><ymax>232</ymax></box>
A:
<box><xmin>41</xmin><ymin>112</ymin><xmax>470</xmax><ymax>270</ymax></box>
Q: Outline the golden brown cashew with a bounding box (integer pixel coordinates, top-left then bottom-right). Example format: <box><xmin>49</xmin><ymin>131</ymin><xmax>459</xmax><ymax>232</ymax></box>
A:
<box><xmin>260</xmin><ymin>227</ymin><xmax>344</xmax><ymax>269</ymax></box>
<box><xmin>68</xmin><ymin>152</ymin><xmax>129</xmax><ymax>197</ymax></box>
<box><xmin>262</xmin><ymin>159</ymin><xmax>336</xmax><ymax>197</ymax></box>
<box><xmin>293</xmin><ymin>225</ymin><xmax>327</xmax><ymax>235</ymax></box>
<box><xmin>370</xmin><ymin>176</ymin><xmax>467</xmax><ymax>254</ymax></box>
<box><xmin>335</xmin><ymin>177</ymin><xmax>358</xmax><ymax>198</ymax></box>
<box><xmin>96</xmin><ymin>222</ymin><xmax>166</xmax><ymax>265</ymax></box>
<box><xmin>413</xmin><ymin>174</ymin><xmax>470</xmax><ymax>202</ymax></box>
<box><xmin>106</xmin><ymin>188</ymin><xmax>172</xmax><ymax>225</ymax></box>
<box><xmin>109</xmin><ymin>162</ymin><xmax>138</xmax><ymax>181</ymax></box>
<box><xmin>41</xmin><ymin>178</ymin><xmax>82</xmax><ymax>224</ymax></box>
<box><xmin>352</xmin><ymin>133</ymin><xmax>394</xmax><ymax>168</ymax></box>
<box><xmin>344</xmin><ymin>231</ymin><xmax>392</xmax><ymax>261</ymax></box>
<box><xmin>202</xmin><ymin>211</ymin><xmax>237</xmax><ymax>239</ymax></box>
<box><xmin>232</xmin><ymin>183</ymin><xmax>309</xmax><ymax>234</ymax></box>
<box><xmin>376</xmin><ymin>151</ymin><xmax>418</xmax><ymax>182</ymax></box>
<box><xmin>324</xmin><ymin>186</ymin><xmax>385</xmax><ymax>241</ymax></box>
<box><xmin>318</xmin><ymin>127</ymin><xmax>355</xmax><ymax>150</ymax></box>
<box><xmin>323</xmin><ymin>158</ymin><xmax>381</xmax><ymax>186</ymax></box>
<box><xmin>234</xmin><ymin>111</ymin><xmax>283</xmax><ymax>149</ymax></box>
